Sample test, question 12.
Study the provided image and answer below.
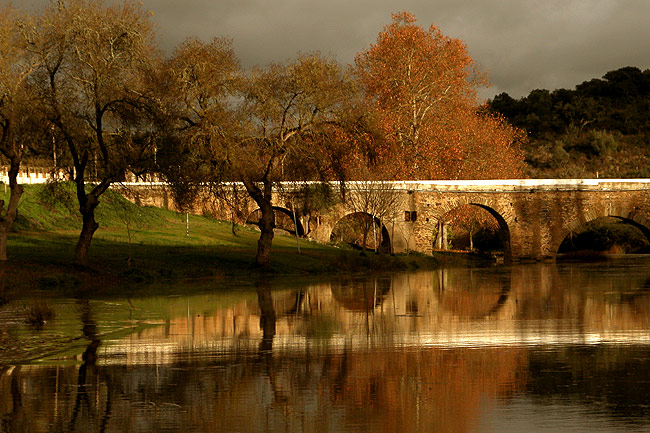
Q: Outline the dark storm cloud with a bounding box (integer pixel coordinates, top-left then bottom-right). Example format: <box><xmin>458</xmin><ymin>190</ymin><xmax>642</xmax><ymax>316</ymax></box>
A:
<box><xmin>12</xmin><ymin>0</ymin><xmax>650</xmax><ymax>99</ymax></box>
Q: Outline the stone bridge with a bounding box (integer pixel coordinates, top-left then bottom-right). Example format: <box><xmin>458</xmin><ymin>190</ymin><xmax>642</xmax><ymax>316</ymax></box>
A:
<box><xmin>10</xmin><ymin>166</ymin><xmax>649</xmax><ymax>261</ymax></box>
<box><xmin>122</xmin><ymin>179</ymin><xmax>650</xmax><ymax>262</ymax></box>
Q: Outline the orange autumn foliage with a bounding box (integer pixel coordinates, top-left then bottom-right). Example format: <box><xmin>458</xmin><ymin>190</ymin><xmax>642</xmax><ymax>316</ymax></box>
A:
<box><xmin>355</xmin><ymin>12</ymin><xmax>525</xmax><ymax>180</ymax></box>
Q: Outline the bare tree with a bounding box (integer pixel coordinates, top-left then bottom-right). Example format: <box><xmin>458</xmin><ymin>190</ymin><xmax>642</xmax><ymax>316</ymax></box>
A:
<box><xmin>233</xmin><ymin>55</ymin><xmax>361</xmax><ymax>268</ymax></box>
<box><xmin>0</xmin><ymin>6</ymin><xmax>41</xmax><ymax>261</ymax></box>
<box><xmin>155</xmin><ymin>36</ymin><xmax>243</xmax><ymax>218</ymax></box>
<box><xmin>163</xmin><ymin>47</ymin><xmax>359</xmax><ymax>269</ymax></box>
<box><xmin>26</xmin><ymin>0</ymin><xmax>161</xmax><ymax>266</ymax></box>
<box><xmin>344</xmin><ymin>180</ymin><xmax>402</xmax><ymax>254</ymax></box>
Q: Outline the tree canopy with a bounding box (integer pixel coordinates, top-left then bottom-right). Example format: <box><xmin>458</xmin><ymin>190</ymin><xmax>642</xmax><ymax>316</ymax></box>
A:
<box><xmin>355</xmin><ymin>12</ymin><xmax>525</xmax><ymax>180</ymax></box>
<box><xmin>25</xmin><ymin>0</ymin><xmax>162</xmax><ymax>265</ymax></box>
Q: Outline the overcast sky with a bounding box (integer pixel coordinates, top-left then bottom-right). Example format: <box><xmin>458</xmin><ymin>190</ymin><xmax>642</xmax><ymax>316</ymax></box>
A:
<box><xmin>13</xmin><ymin>0</ymin><xmax>650</xmax><ymax>100</ymax></box>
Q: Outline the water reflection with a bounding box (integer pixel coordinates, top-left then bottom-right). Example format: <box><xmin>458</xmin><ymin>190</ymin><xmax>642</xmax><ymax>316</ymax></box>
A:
<box><xmin>2</xmin><ymin>260</ymin><xmax>650</xmax><ymax>432</ymax></box>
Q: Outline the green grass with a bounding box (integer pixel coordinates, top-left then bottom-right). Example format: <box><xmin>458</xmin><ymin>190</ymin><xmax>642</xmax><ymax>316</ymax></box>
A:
<box><xmin>0</xmin><ymin>184</ymin><xmax>439</xmax><ymax>292</ymax></box>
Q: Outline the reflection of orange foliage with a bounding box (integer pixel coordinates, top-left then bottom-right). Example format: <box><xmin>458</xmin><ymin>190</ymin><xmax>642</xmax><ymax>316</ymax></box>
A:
<box><xmin>331</xmin><ymin>278</ymin><xmax>392</xmax><ymax>312</ymax></box>
<box><xmin>436</xmin><ymin>268</ymin><xmax>510</xmax><ymax>318</ymax></box>
<box><xmin>7</xmin><ymin>265</ymin><xmax>650</xmax><ymax>432</ymax></box>
<box><xmin>439</xmin><ymin>289</ymin><xmax>505</xmax><ymax>318</ymax></box>
<box><xmin>323</xmin><ymin>348</ymin><xmax>528</xmax><ymax>433</ymax></box>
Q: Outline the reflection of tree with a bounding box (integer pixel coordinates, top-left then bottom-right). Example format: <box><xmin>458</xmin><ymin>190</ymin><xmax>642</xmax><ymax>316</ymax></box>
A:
<box><xmin>0</xmin><ymin>366</ymin><xmax>24</xmax><ymax>432</ymax></box>
<box><xmin>68</xmin><ymin>298</ymin><xmax>109</xmax><ymax>432</ymax></box>
<box><xmin>256</xmin><ymin>282</ymin><xmax>276</xmax><ymax>354</ymax></box>
<box><xmin>320</xmin><ymin>347</ymin><xmax>528</xmax><ymax>433</ymax></box>
<box><xmin>255</xmin><ymin>282</ymin><xmax>294</xmax><ymax>407</ymax></box>
<box><xmin>6</xmin><ymin>265</ymin><xmax>650</xmax><ymax>431</ymax></box>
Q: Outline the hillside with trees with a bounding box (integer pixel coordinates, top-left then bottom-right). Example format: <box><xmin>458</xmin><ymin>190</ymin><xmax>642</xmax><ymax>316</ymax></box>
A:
<box><xmin>487</xmin><ymin>66</ymin><xmax>650</xmax><ymax>178</ymax></box>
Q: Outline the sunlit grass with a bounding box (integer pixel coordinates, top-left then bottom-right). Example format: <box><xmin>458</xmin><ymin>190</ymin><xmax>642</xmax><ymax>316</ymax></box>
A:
<box><xmin>1</xmin><ymin>186</ymin><xmax>378</xmax><ymax>275</ymax></box>
<box><xmin>0</xmin><ymin>184</ymin><xmax>438</xmax><ymax>293</ymax></box>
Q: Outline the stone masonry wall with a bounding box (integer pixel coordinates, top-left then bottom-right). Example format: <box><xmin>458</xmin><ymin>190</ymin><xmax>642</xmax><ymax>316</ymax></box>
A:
<box><xmin>117</xmin><ymin>180</ymin><xmax>650</xmax><ymax>262</ymax></box>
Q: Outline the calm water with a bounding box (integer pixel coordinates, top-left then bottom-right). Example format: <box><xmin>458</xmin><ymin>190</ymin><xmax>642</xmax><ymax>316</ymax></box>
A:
<box><xmin>2</xmin><ymin>259</ymin><xmax>650</xmax><ymax>432</ymax></box>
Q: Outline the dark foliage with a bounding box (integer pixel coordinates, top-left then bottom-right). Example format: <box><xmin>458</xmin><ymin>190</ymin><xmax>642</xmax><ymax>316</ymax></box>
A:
<box><xmin>487</xmin><ymin>67</ymin><xmax>650</xmax><ymax>178</ymax></box>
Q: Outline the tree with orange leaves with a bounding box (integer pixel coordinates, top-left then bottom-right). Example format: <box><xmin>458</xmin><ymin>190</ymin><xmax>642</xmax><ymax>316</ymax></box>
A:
<box><xmin>355</xmin><ymin>12</ymin><xmax>525</xmax><ymax>180</ymax></box>
<box><xmin>355</xmin><ymin>12</ymin><xmax>526</xmax><ymax>252</ymax></box>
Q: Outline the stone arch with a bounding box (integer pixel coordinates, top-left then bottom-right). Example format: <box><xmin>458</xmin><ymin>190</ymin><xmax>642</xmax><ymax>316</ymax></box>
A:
<box><xmin>330</xmin><ymin>211</ymin><xmax>392</xmax><ymax>253</ymax></box>
<box><xmin>618</xmin><ymin>206</ymin><xmax>650</xmax><ymax>242</ymax></box>
<box><xmin>552</xmin><ymin>210</ymin><xmax>650</xmax><ymax>254</ymax></box>
<box><xmin>431</xmin><ymin>195</ymin><xmax>513</xmax><ymax>261</ymax></box>
<box><xmin>611</xmin><ymin>216</ymin><xmax>650</xmax><ymax>243</ymax></box>
<box><xmin>246</xmin><ymin>206</ymin><xmax>305</xmax><ymax>237</ymax></box>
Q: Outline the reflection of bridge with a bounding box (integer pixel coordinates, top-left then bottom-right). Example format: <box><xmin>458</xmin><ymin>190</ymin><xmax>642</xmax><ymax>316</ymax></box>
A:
<box><xmin>12</xmin><ymin>168</ymin><xmax>650</xmax><ymax>261</ymax></box>
<box><xmin>99</xmin><ymin>262</ymin><xmax>650</xmax><ymax>364</ymax></box>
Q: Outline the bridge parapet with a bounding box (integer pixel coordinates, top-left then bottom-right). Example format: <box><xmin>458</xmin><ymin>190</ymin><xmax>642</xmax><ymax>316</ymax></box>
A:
<box><xmin>390</xmin><ymin>179</ymin><xmax>650</xmax><ymax>192</ymax></box>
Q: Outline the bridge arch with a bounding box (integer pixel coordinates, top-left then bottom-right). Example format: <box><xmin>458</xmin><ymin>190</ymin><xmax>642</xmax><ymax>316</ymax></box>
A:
<box><xmin>430</xmin><ymin>196</ymin><xmax>513</xmax><ymax>260</ymax></box>
<box><xmin>246</xmin><ymin>206</ymin><xmax>305</xmax><ymax>237</ymax></box>
<box><xmin>553</xmin><ymin>211</ymin><xmax>650</xmax><ymax>255</ymax></box>
<box><xmin>329</xmin><ymin>212</ymin><xmax>392</xmax><ymax>253</ymax></box>
<box><xmin>612</xmin><ymin>216</ymin><xmax>650</xmax><ymax>242</ymax></box>
<box><xmin>610</xmin><ymin>204</ymin><xmax>650</xmax><ymax>244</ymax></box>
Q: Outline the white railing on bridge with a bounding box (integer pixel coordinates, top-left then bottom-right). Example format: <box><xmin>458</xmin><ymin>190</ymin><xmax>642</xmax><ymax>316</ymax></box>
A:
<box><xmin>3</xmin><ymin>166</ymin><xmax>649</xmax><ymax>192</ymax></box>
<box><xmin>0</xmin><ymin>166</ymin><xmax>161</xmax><ymax>185</ymax></box>
<box><xmin>0</xmin><ymin>166</ymin><xmax>55</xmax><ymax>184</ymax></box>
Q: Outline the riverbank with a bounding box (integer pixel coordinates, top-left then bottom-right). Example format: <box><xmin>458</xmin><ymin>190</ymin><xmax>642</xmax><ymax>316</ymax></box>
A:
<box><xmin>1</xmin><ymin>229</ymin><xmax>444</xmax><ymax>295</ymax></box>
<box><xmin>0</xmin><ymin>184</ymin><xmax>449</xmax><ymax>297</ymax></box>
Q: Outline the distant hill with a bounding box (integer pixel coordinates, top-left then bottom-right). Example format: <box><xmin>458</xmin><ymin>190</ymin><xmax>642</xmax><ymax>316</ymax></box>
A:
<box><xmin>487</xmin><ymin>66</ymin><xmax>650</xmax><ymax>178</ymax></box>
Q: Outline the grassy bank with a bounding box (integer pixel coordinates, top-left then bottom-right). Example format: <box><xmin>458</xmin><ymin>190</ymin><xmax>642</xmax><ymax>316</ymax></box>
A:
<box><xmin>0</xmin><ymin>184</ymin><xmax>440</xmax><ymax>293</ymax></box>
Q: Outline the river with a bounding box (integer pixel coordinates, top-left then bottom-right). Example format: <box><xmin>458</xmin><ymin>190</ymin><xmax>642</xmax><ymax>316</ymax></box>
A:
<box><xmin>2</xmin><ymin>258</ymin><xmax>650</xmax><ymax>432</ymax></box>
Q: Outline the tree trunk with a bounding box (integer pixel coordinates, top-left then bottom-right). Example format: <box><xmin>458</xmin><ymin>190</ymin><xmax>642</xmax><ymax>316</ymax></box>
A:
<box><xmin>469</xmin><ymin>228</ymin><xmax>474</xmax><ymax>251</ymax></box>
<box><xmin>256</xmin><ymin>199</ymin><xmax>275</xmax><ymax>269</ymax></box>
<box><xmin>441</xmin><ymin>222</ymin><xmax>448</xmax><ymax>250</ymax></box>
<box><xmin>377</xmin><ymin>219</ymin><xmax>386</xmax><ymax>256</ymax></box>
<box><xmin>0</xmin><ymin>232</ymin><xmax>8</xmax><ymax>263</ymax></box>
<box><xmin>72</xmin><ymin>168</ymin><xmax>111</xmax><ymax>267</ymax></box>
<box><xmin>434</xmin><ymin>221</ymin><xmax>442</xmax><ymax>249</ymax></box>
<box><xmin>362</xmin><ymin>229</ymin><xmax>369</xmax><ymax>255</ymax></box>
<box><xmin>231</xmin><ymin>210</ymin><xmax>238</xmax><ymax>236</ymax></box>
<box><xmin>74</xmin><ymin>209</ymin><xmax>99</xmax><ymax>267</ymax></box>
<box><xmin>74</xmin><ymin>188</ymin><xmax>101</xmax><ymax>267</ymax></box>
<box><xmin>372</xmin><ymin>219</ymin><xmax>377</xmax><ymax>252</ymax></box>
<box><xmin>0</xmin><ymin>158</ymin><xmax>24</xmax><ymax>261</ymax></box>
<box><xmin>242</xmin><ymin>178</ymin><xmax>276</xmax><ymax>270</ymax></box>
